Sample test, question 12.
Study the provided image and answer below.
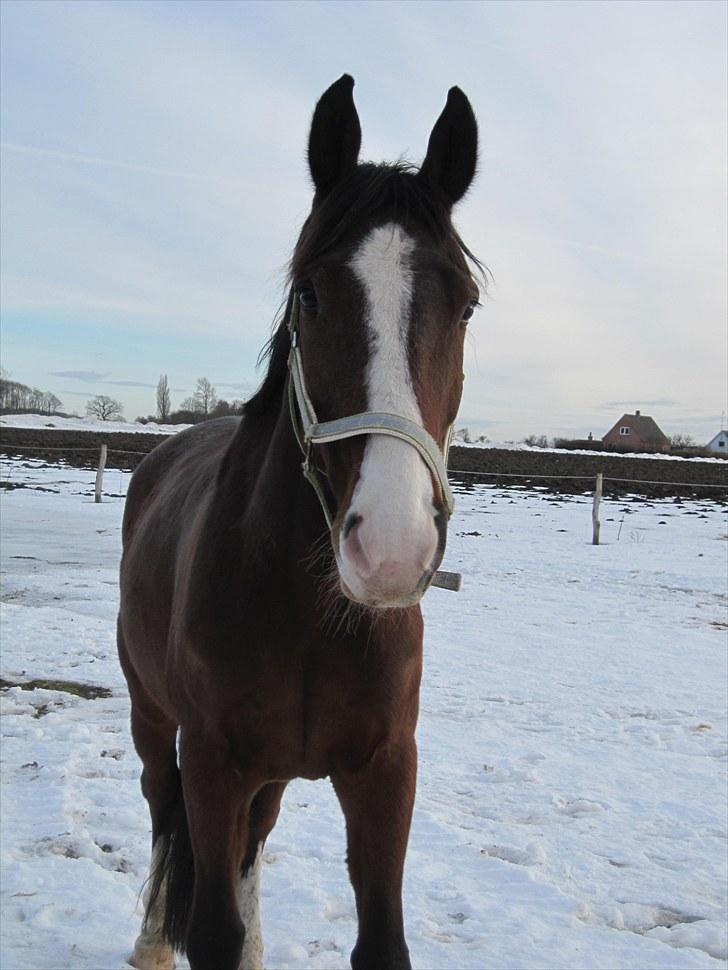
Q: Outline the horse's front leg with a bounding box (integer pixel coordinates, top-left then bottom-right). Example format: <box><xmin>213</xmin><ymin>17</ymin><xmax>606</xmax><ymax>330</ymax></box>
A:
<box><xmin>179</xmin><ymin>732</ymin><xmax>251</xmax><ymax>970</ymax></box>
<box><xmin>237</xmin><ymin>781</ymin><xmax>287</xmax><ymax>970</ymax></box>
<box><xmin>332</xmin><ymin>737</ymin><xmax>417</xmax><ymax>970</ymax></box>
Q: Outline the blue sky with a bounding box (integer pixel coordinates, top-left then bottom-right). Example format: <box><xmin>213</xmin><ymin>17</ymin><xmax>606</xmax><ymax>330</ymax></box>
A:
<box><xmin>1</xmin><ymin>0</ymin><xmax>726</xmax><ymax>440</ymax></box>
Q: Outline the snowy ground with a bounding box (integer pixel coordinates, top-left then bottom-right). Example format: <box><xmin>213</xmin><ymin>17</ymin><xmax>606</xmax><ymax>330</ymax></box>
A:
<box><xmin>3</xmin><ymin>413</ymin><xmax>725</xmax><ymax>463</ymax></box>
<box><xmin>0</xmin><ymin>414</ymin><xmax>185</xmax><ymax>435</ymax></box>
<box><xmin>1</xmin><ymin>456</ymin><xmax>726</xmax><ymax>970</ymax></box>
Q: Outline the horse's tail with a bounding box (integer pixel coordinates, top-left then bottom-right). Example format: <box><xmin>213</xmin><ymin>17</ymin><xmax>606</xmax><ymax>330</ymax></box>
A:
<box><xmin>147</xmin><ymin>783</ymin><xmax>195</xmax><ymax>953</ymax></box>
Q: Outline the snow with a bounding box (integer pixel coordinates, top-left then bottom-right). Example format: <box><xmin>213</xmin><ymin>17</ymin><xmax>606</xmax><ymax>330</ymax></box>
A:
<box><xmin>1</xmin><ymin>456</ymin><xmax>726</xmax><ymax>969</ymax></box>
<box><xmin>0</xmin><ymin>413</ymin><xmax>187</xmax><ymax>435</ymax></box>
<box><xmin>4</xmin><ymin>413</ymin><xmax>725</xmax><ymax>464</ymax></box>
<box><xmin>452</xmin><ymin>438</ymin><xmax>728</xmax><ymax>464</ymax></box>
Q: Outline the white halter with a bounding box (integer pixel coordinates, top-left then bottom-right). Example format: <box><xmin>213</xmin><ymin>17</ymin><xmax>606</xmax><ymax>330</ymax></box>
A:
<box><xmin>286</xmin><ymin>297</ymin><xmax>461</xmax><ymax>593</ymax></box>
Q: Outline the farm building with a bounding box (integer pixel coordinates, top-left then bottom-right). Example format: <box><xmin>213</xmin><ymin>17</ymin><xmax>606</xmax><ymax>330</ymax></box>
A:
<box><xmin>602</xmin><ymin>410</ymin><xmax>669</xmax><ymax>452</ymax></box>
<box><xmin>707</xmin><ymin>429</ymin><xmax>728</xmax><ymax>454</ymax></box>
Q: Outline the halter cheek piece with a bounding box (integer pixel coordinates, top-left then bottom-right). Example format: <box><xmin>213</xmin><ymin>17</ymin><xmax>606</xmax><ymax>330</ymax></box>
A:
<box><xmin>286</xmin><ymin>297</ymin><xmax>462</xmax><ymax>593</ymax></box>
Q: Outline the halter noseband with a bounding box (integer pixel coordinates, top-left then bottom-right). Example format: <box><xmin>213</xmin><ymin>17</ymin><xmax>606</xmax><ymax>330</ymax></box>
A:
<box><xmin>286</xmin><ymin>296</ymin><xmax>461</xmax><ymax>593</ymax></box>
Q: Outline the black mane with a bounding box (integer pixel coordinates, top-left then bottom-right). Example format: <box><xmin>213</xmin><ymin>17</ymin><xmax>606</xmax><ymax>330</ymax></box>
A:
<box><xmin>244</xmin><ymin>162</ymin><xmax>483</xmax><ymax>418</ymax></box>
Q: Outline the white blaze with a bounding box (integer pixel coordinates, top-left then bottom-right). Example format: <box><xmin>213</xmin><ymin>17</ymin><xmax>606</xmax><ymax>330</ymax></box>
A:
<box><xmin>351</xmin><ymin>223</ymin><xmax>419</xmax><ymax>423</ymax></box>
<box><xmin>341</xmin><ymin>223</ymin><xmax>438</xmax><ymax>600</ymax></box>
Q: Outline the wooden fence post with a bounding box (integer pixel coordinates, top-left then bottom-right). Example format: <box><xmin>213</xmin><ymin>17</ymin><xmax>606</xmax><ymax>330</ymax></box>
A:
<box><xmin>95</xmin><ymin>444</ymin><xmax>107</xmax><ymax>504</ymax></box>
<box><xmin>592</xmin><ymin>472</ymin><xmax>603</xmax><ymax>545</ymax></box>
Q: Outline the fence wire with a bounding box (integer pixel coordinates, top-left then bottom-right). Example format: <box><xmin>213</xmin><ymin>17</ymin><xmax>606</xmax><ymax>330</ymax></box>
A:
<box><xmin>1</xmin><ymin>444</ymin><xmax>727</xmax><ymax>491</ymax></box>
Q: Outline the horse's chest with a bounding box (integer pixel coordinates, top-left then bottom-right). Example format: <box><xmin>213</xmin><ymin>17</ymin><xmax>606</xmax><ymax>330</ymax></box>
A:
<box><xmin>221</xmin><ymin>651</ymin><xmax>416</xmax><ymax>782</ymax></box>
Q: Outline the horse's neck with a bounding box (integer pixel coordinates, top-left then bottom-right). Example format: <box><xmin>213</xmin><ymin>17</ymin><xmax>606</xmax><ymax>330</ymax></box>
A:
<box><xmin>217</xmin><ymin>382</ymin><xmax>327</xmax><ymax>564</ymax></box>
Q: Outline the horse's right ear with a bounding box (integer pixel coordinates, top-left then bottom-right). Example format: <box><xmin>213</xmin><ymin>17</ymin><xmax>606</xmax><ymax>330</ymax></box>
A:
<box><xmin>308</xmin><ymin>74</ymin><xmax>361</xmax><ymax>200</ymax></box>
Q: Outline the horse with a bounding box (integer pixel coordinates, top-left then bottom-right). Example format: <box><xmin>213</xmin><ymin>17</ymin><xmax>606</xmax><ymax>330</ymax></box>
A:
<box><xmin>118</xmin><ymin>74</ymin><xmax>480</xmax><ymax>970</ymax></box>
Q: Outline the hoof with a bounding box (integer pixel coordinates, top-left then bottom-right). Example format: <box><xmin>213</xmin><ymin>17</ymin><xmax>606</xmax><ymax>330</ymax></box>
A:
<box><xmin>128</xmin><ymin>939</ymin><xmax>175</xmax><ymax>970</ymax></box>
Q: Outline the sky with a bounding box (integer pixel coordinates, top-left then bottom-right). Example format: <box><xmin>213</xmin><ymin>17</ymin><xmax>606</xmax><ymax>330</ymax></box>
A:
<box><xmin>1</xmin><ymin>0</ymin><xmax>726</xmax><ymax>442</ymax></box>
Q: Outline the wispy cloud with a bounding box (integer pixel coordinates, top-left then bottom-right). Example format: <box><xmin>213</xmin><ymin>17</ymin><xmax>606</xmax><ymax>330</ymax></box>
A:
<box><xmin>1</xmin><ymin>141</ymin><xmax>242</xmax><ymax>185</ymax></box>
<box><xmin>106</xmin><ymin>380</ymin><xmax>157</xmax><ymax>389</ymax></box>
<box><xmin>216</xmin><ymin>381</ymin><xmax>253</xmax><ymax>391</ymax></box>
<box><xmin>50</xmin><ymin>370</ymin><xmax>110</xmax><ymax>382</ymax></box>
<box><xmin>600</xmin><ymin>399</ymin><xmax>680</xmax><ymax>410</ymax></box>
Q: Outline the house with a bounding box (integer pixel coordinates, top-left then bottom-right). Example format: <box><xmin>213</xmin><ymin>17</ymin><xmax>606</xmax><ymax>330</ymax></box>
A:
<box><xmin>602</xmin><ymin>410</ymin><xmax>670</xmax><ymax>452</ymax></box>
<box><xmin>707</xmin><ymin>430</ymin><xmax>728</xmax><ymax>455</ymax></box>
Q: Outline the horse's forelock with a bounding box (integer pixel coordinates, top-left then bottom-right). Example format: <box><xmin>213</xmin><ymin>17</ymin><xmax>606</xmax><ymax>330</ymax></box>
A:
<box><xmin>291</xmin><ymin>163</ymin><xmax>448</xmax><ymax>282</ymax></box>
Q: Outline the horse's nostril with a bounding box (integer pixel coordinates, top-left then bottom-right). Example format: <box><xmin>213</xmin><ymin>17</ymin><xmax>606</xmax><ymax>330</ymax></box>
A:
<box><xmin>343</xmin><ymin>512</ymin><xmax>363</xmax><ymax>540</ymax></box>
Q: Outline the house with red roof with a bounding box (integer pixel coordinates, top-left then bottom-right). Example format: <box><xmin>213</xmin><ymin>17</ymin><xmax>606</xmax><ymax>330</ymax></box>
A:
<box><xmin>602</xmin><ymin>410</ymin><xmax>670</xmax><ymax>452</ymax></box>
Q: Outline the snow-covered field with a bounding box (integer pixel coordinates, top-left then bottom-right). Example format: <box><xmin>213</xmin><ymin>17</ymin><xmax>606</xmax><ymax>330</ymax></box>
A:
<box><xmin>0</xmin><ymin>414</ymin><xmax>185</xmax><ymax>435</ymax></box>
<box><xmin>3</xmin><ymin>413</ymin><xmax>725</xmax><ymax>464</ymax></box>
<box><xmin>1</xmin><ymin>456</ymin><xmax>726</xmax><ymax>970</ymax></box>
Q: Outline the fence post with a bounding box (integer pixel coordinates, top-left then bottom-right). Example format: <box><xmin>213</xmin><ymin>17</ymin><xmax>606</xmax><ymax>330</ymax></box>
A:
<box><xmin>95</xmin><ymin>444</ymin><xmax>107</xmax><ymax>504</ymax></box>
<box><xmin>592</xmin><ymin>472</ymin><xmax>603</xmax><ymax>545</ymax></box>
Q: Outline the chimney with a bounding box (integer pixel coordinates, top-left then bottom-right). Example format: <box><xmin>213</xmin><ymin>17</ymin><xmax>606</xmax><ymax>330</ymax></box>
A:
<box><xmin>635</xmin><ymin>409</ymin><xmax>641</xmax><ymax>417</ymax></box>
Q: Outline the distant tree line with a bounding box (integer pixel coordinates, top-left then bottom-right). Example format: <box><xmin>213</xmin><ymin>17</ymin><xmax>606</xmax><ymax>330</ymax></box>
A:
<box><xmin>136</xmin><ymin>376</ymin><xmax>245</xmax><ymax>425</ymax></box>
<box><xmin>0</xmin><ymin>375</ymin><xmax>62</xmax><ymax>415</ymax></box>
<box><xmin>0</xmin><ymin>369</ymin><xmax>247</xmax><ymax>425</ymax></box>
<box><xmin>452</xmin><ymin>427</ymin><xmax>489</xmax><ymax>444</ymax></box>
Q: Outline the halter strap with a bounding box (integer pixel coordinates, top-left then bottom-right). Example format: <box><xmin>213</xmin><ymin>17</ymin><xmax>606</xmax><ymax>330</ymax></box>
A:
<box><xmin>286</xmin><ymin>297</ymin><xmax>461</xmax><ymax>593</ymax></box>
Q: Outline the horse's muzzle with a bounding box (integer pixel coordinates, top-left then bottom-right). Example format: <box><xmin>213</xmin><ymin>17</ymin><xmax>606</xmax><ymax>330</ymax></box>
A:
<box><xmin>337</xmin><ymin>507</ymin><xmax>447</xmax><ymax>609</ymax></box>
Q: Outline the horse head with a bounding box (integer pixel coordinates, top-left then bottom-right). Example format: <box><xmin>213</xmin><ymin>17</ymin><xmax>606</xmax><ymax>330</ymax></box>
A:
<box><xmin>288</xmin><ymin>75</ymin><xmax>480</xmax><ymax>609</ymax></box>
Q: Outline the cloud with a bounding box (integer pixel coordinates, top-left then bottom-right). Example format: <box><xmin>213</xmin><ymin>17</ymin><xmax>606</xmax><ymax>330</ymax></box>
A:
<box><xmin>49</xmin><ymin>370</ymin><xmax>109</xmax><ymax>382</ymax></box>
<box><xmin>49</xmin><ymin>372</ymin><xmax>156</xmax><ymax>389</ymax></box>
<box><xmin>216</xmin><ymin>381</ymin><xmax>253</xmax><ymax>391</ymax></box>
<box><xmin>106</xmin><ymin>380</ymin><xmax>157</xmax><ymax>389</ymax></box>
<box><xmin>1</xmin><ymin>141</ymin><xmax>241</xmax><ymax>185</ymax></box>
<box><xmin>599</xmin><ymin>400</ymin><xmax>680</xmax><ymax>410</ymax></box>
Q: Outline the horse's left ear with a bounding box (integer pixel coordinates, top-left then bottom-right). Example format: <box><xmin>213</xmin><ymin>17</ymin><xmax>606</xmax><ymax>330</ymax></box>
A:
<box><xmin>419</xmin><ymin>87</ymin><xmax>478</xmax><ymax>206</ymax></box>
<box><xmin>308</xmin><ymin>74</ymin><xmax>361</xmax><ymax>200</ymax></box>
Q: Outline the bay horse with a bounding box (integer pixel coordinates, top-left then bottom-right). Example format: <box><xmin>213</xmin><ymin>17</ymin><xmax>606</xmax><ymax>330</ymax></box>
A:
<box><xmin>118</xmin><ymin>74</ymin><xmax>480</xmax><ymax>970</ymax></box>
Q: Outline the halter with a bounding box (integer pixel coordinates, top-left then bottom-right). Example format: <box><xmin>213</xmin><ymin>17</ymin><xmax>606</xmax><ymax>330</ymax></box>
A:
<box><xmin>286</xmin><ymin>296</ymin><xmax>461</xmax><ymax>593</ymax></box>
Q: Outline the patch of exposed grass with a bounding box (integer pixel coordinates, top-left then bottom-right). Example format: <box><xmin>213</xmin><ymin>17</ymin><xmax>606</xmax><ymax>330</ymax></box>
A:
<box><xmin>0</xmin><ymin>677</ymin><xmax>112</xmax><ymax>699</ymax></box>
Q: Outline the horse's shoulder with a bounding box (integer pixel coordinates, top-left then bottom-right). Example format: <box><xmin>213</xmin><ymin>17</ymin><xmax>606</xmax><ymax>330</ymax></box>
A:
<box><xmin>123</xmin><ymin>417</ymin><xmax>243</xmax><ymax>540</ymax></box>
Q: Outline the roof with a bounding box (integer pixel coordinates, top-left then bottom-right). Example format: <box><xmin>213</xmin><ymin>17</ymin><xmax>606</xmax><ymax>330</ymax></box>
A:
<box><xmin>604</xmin><ymin>412</ymin><xmax>669</xmax><ymax>442</ymax></box>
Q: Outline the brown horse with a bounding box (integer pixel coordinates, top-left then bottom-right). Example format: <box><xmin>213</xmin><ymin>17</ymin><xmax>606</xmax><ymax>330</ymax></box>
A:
<box><xmin>118</xmin><ymin>74</ymin><xmax>480</xmax><ymax>970</ymax></box>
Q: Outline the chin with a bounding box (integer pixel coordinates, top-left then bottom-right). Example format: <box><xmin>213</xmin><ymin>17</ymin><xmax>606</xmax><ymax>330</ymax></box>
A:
<box><xmin>339</xmin><ymin>576</ymin><xmax>425</xmax><ymax>611</ymax></box>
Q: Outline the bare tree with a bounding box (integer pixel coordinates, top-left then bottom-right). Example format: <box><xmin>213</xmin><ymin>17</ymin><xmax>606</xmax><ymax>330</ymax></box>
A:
<box><xmin>41</xmin><ymin>392</ymin><xmax>62</xmax><ymax>415</ymax></box>
<box><xmin>156</xmin><ymin>374</ymin><xmax>171</xmax><ymax>422</ymax></box>
<box><xmin>670</xmin><ymin>433</ymin><xmax>695</xmax><ymax>449</ymax></box>
<box><xmin>193</xmin><ymin>377</ymin><xmax>217</xmax><ymax>417</ymax></box>
<box><xmin>87</xmin><ymin>395</ymin><xmax>124</xmax><ymax>421</ymax></box>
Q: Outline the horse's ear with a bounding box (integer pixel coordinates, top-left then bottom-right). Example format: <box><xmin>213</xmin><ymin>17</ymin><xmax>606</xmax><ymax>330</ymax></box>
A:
<box><xmin>419</xmin><ymin>87</ymin><xmax>478</xmax><ymax>207</ymax></box>
<box><xmin>308</xmin><ymin>74</ymin><xmax>361</xmax><ymax>199</ymax></box>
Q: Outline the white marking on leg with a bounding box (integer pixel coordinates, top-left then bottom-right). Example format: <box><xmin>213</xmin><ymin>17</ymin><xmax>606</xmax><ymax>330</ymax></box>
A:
<box><xmin>237</xmin><ymin>842</ymin><xmax>263</xmax><ymax>970</ymax></box>
<box><xmin>129</xmin><ymin>838</ymin><xmax>175</xmax><ymax>970</ymax></box>
<box><xmin>341</xmin><ymin>223</ymin><xmax>438</xmax><ymax>599</ymax></box>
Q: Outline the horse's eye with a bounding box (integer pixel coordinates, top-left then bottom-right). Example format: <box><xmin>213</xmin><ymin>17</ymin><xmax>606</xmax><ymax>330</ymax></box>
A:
<box><xmin>462</xmin><ymin>300</ymin><xmax>479</xmax><ymax>325</ymax></box>
<box><xmin>298</xmin><ymin>285</ymin><xmax>318</xmax><ymax>311</ymax></box>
